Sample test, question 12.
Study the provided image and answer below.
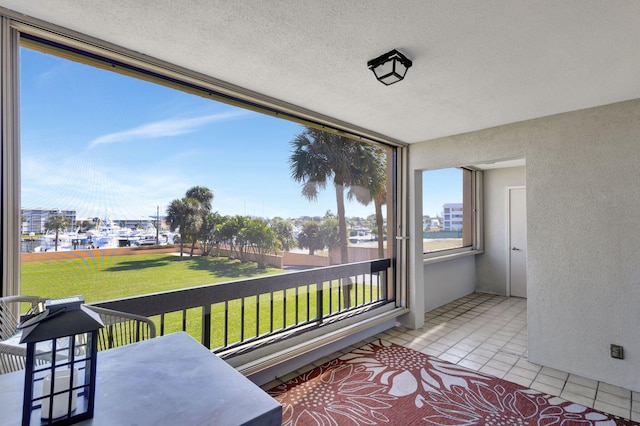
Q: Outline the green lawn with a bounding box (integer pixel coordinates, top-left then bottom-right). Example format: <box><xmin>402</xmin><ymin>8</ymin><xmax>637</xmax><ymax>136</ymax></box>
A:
<box><xmin>21</xmin><ymin>254</ymin><xmax>379</xmax><ymax>350</ymax></box>
<box><xmin>21</xmin><ymin>254</ymin><xmax>282</xmax><ymax>302</ymax></box>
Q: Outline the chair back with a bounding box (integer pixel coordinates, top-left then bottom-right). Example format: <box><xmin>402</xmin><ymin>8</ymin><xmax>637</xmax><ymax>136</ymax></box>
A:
<box><xmin>0</xmin><ymin>296</ymin><xmax>47</xmax><ymax>374</ymax></box>
<box><xmin>0</xmin><ymin>298</ymin><xmax>155</xmax><ymax>373</ymax></box>
<box><xmin>87</xmin><ymin>305</ymin><xmax>156</xmax><ymax>351</ymax></box>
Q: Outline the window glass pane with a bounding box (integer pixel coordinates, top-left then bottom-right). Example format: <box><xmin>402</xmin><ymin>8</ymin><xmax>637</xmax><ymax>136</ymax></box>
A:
<box><xmin>19</xmin><ymin>45</ymin><xmax>393</xmax><ymax>303</ymax></box>
<box><xmin>422</xmin><ymin>168</ymin><xmax>469</xmax><ymax>253</ymax></box>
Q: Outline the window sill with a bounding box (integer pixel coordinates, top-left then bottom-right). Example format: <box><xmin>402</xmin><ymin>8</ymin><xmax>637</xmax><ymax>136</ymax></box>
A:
<box><xmin>423</xmin><ymin>249</ymin><xmax>483</xmax><ymax>265</ymax></box>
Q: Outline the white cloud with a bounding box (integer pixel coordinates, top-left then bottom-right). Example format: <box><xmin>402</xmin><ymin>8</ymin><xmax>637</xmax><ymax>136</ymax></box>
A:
<box><xmin>88</xmin><ymin>110</ymin><xmax>249</xmax><ymax>148</ymax></box>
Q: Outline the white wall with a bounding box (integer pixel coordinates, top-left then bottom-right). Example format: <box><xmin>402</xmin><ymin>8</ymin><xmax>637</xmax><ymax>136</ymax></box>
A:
<box><xmin>476</xmin><ymin>167</ymin><xmax>526</xmax><ymax>294</ymax></box>
<box><xmin>424</xmin><ymin>256</ymin><xmax>476</xmax><ymax>312</ymax></box>
<box><xmin>409</xmin><ymin>99</ymin><xmax>640</xmax><ymax>392</ymax></box>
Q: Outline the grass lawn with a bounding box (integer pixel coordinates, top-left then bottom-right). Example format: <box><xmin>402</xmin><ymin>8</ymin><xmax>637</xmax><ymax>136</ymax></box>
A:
<box><xmin>20</xmin><ymin>253</ymin><xmax>379</xmax><ymax>350</ymax></box>
<box><xmin>21</xmin><ymin>253</ymin><xmax>282</xmax><ymax>303</ymax></box>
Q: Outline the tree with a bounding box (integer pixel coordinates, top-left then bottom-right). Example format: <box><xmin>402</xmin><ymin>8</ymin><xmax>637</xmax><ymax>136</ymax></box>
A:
<box><xmin>269</xmin><ymin>218</ymin><xmax>295</xmax><ymax>252</ymax></box>
<box><xmin>290</xmin><ymin>127</ymin><xmax>379</xmax><ymax>307</ymax></box>
<box><xmin>44</xmin><ymin>215</ymin><xmax>71</xmax><ymax>252</ymax></box>
<box><xmin>245</xmin><ymin>218</ymin><xmax>277</xmax><ymax>269</ymax></box>
<box><xmin>185</xmin><ymin>186</ymin><xmax>214</xmax><ymax>256</ymax></box>
<box><xmin>319</xmin><ymin>217</ymin><xmax>340</xmax><ymax>250</ymax></box>
<box><xmin>200</xmin><ymin>211</ymin><xmax>225</xmax><ymax>256</ymax></box>
<box><xmin>166</xmin><ymin>197</ymin><xmax>201</xmax><ymax>260</ymax></box>
<box><xmin>297</xmin><ymin>221</ymin><xmax>324</xmax><ymax>255</ymax></box>
<box><xmin>349</xmin><ymin>146</ymin><xmax>388</xmax><ymax>259</ymax></box>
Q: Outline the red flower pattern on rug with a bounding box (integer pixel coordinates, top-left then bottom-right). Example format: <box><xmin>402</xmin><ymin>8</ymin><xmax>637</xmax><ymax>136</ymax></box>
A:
<box><xmin>268</xmin><ymin>339</ymin><xmax>638</xmax><ymax>425</ymax></box>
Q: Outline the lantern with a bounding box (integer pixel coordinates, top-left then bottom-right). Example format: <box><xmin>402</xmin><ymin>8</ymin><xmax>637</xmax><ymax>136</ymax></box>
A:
<box><xmin>19</xmin><ymin>296</ymin><xmax>104</xmax><ymax>425</ymax></box>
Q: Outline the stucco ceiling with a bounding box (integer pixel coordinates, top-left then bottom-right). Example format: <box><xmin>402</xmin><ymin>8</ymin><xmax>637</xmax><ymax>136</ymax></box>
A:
<box><xmin>2</xmin><ymin>1</ymin><xmax>640</xmax><ymax>145</ymax></box>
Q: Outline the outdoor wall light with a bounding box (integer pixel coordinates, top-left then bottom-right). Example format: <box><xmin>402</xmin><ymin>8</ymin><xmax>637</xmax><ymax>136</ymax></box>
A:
<box><xmin>367</xmin><ymin>49</ymin><xmax>413</xmax><ymax>86</ymax></box>
<box><xmin>19</xmin><ymin>296</ymin><xmax>103</xmax><ymax>426</ymax></box>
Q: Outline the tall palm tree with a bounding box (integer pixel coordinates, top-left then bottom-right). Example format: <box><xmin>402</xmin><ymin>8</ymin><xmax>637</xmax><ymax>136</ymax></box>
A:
<box><xmin>166</xmin><ymin>197</ymin><xmax>201</xmax><ymax>260</ymax></box>
<box><xmin>186</xmin><ymin>186</ymin><xmax>214</xmax><ymax>212</ymax></box>
<box><xmin>290</xmin><ymin>127</ymin><xmax>375</xmax><ymax>307</ymax></box>
<box><xmin>44</xmin><ymin>215</ymin><xmax>71</xmax><ymax>252</ymax></box>
<box><xmin>349</xmin><ymin>146</ymin><xmax>388</xmax><ymax>258</ymax></box>
<box><xmin>185</xmin><ymin>186</ymin><xmax>214</xmax><ymax>256</ymax></box>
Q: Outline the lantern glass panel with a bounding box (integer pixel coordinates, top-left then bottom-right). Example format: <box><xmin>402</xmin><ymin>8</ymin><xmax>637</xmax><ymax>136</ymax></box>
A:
<box><xmin>24</xmin><ymin>331</ymin><xmax>96</xmax><ymax>426</ymax></box>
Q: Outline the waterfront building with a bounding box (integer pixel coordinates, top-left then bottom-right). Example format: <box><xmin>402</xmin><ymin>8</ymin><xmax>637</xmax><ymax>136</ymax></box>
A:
<box><xmin>442</xmin><ymin>203</ymin><xmax>463</xmax><ymax>231</ymax></box>
<box><xmin>21</xmin><ymin>208</ymin><xmax>76</xmax><ymax>235</ymax></box>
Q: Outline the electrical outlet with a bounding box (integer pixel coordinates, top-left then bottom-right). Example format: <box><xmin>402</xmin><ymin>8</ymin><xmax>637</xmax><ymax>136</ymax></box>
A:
<box><xmin>610</xmin><ymin>344</ymin><xmax>624</xmax><ymax>359</ymax></box>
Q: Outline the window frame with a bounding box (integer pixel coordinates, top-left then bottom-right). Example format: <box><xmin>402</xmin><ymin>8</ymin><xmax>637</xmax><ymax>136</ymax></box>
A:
<box><xmin>422</xmin><ymin>166</ymin><xmax>483</xmax><ymax>262</ymax></box>
<box><xmin>1</xmin><ymin>13</ymin><xmax>408</xmax><ymax>312</ymax></box>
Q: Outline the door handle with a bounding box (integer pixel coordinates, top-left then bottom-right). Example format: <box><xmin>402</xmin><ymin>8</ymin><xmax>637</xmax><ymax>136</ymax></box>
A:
<box><xmin>511</xmin><ymin>247</ymin><xmax>521</xmax><ymax>251</ymax></box>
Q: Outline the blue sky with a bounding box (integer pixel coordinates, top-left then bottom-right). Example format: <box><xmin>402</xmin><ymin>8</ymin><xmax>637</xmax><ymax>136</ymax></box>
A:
<box><xmin>20</xmin><ymin>47</ymin><xmax>458</xmax><ymax>221</ymax></box>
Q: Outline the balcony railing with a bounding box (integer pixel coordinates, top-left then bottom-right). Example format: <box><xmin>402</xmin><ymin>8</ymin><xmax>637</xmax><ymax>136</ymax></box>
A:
<box><xmin>91</xmin><ymin>258</ymin><xmax>394</xmax><ymax>358</ymax></box>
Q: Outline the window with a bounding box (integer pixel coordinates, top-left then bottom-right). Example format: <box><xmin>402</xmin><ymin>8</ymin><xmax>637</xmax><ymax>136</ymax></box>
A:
<box><xmin>12</xmin><ymin>36</ymin><xmax>395</xmax><ymax>302</ymax></box>
<box><xmin>422</xmin><ymin>167</ymin><xmax>482</xmax><ymax>257</ymax></box>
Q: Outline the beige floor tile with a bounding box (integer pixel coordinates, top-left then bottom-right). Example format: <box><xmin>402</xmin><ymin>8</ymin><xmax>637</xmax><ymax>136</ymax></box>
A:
<box><xmin>514</xmin><ymin>358</ymin><xmax>542</xmax><ymax>373</ymax></box>
<box><xmin>458</xmin><ymin>359</ymin><xmax>484</xmax><ymax>371</ymax></box>
<box><xmin>567</xmin><ymin>374</ymin><xmax>598</xmax><ymax>389</ymax></box>
<box><xmin>539</xmin><ymin>366</ymin><xmax>569</xmax><ymax>381</ymax></box>
<box><xmin>444</xmin><ymin>347</ymin><xmax>471</xmax><ymax>358</ymax></box>
<box><xmin>491</xmin><ymin>352</ymin><xmax>519</xmax><ymax>366</ymax></box>
<box><xmin>464</xmin><ymin>353</ymin><xmax>490</xmax><ymax>365</ymax></box>
<box><xmin>529</xmin><ymin>381</ymin><xmax>562</xmax><ymax>397</ymax></box>
<box><xmin>563</xmin><ymin>382</ymin><xmax>597</xmax><ymax>399</ymax></box>
<box><xmin>439</xmin><ymin>353</ymin><xmax>462</xmax><ymax>364</ymax></box>
<box><xmin>595</xmin><ymin>389</ymin><xmax>631</xmax><ymax>410</ymax></box>
<box><xmin>479</xmin><ymin>365</ymin><xmax>507</xmax><ymax>379</ymax></box>
<box><xmin>559</xmin><ymin>391</ymin><xmax>594</xmax><ymax>408</ymax></box>
<box><xmin>534</xmin><ymin>373</ymin><xmax>566</xmax><ymax>389</ymax></box>
<box><xmin>598</xmin><ymin>382</ymin><xmax>632</xmax><ymax>399</ymax></box>
<box><xmin>425</xmin><ymin>341</ymin><xmax>450</xmax><ymax>352</ymax></box>
<box><xmin>420</xmin><ymin>346</ymin><xmax>445</xmax><ymax>357</ymax></box>
<box><xmin>503</xmin><ymin>372</ymin><xmax>533</xmax><ymax>388</ymax></box>
<box><xmin>471</xmin><ymin>348</ymin><xmax>496</xmax><ymax>359</ymax></box>
<box><xmin>593</xmin><ymin>400</ymin><xmax>630</xmax><ymax>419</ymax></box>
<box><xmin>485</xmin><ymin>359</ymin><xmax>513</xmax><ymax>373</ymax></box>
<box><xmin>507</xmin><ymin>366</ymin><xmax>539</xmax><ymax>381</ymax></box>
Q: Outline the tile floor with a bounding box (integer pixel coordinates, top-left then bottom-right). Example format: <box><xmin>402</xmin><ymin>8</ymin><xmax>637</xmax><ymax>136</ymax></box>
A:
<box><xmin>265</xmin><ymin>292</ymin><xmax>639</xmax><ymax>422</ymax></box>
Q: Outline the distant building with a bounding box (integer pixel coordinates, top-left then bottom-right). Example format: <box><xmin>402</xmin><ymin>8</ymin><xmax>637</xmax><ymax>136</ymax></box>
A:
<box><xmin>111</xmin><ymin>216</ymin><xmax>159</xmax><ymax>230</ymax></box>
<box><xmin>21</xmin><ymin>208</ymin><xmax>76</xmax><ymax>234</ymax></box>
<box><xmin>442</xmin><ymin>203</ymin><xmax>463</xmax><ymax>231</ymax></box>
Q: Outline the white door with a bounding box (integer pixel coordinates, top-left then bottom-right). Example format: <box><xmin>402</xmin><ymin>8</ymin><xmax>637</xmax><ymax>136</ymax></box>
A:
<box><xmin>508</xmin><ymin>187</ymin><xmax>527</xmax><ymax>298</ymax></box>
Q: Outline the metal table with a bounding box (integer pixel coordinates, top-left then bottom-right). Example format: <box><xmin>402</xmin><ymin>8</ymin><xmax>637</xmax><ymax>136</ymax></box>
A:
<box><xmin>0</xmin><ymin>332</ymin><xmax>282</xmax><ymax>426</ymax></box>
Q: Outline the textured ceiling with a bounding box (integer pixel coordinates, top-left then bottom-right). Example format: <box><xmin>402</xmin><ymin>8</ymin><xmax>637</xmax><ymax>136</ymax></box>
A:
<box><xmin>2</xmin><ymin>1</ymin><xmax>640</xmax><ymax>144</ymax></box>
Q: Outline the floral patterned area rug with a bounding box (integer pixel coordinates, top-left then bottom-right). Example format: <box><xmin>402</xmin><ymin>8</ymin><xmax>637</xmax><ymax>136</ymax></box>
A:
<box><xmin>267</xmin><ymin>339</ymin><xmax>638</xmax><ymax>425</ymax></box>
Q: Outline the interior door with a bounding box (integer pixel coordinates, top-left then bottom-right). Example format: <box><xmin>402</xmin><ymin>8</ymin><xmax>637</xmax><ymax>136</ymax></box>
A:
<box><xmin>508</xmin><ymin>187</ymin><xmax>527</xmax><ymax>298</ymax></box>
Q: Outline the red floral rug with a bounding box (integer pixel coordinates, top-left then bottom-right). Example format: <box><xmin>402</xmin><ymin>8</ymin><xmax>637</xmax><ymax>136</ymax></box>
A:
<box><xmin>268</xmin><ymin>339</ymin><xmax>638</xmax><ymax>425</ymax></box>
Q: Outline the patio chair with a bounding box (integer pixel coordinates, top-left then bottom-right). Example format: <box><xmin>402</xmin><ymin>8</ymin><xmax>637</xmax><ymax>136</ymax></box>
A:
<box><xmin>86</xmin><ymin>305</ymin><xmax>156</xmax><ymax>351</ymax></box>
<box><xmin>0</xmin><ymin>297</ymin><xmax>156</xmax><ymax>374</ymax></box>
<box><xmin>0</xmin><ymin>295</ymin><xmax>47</xmax><ymax>374</ymax></box>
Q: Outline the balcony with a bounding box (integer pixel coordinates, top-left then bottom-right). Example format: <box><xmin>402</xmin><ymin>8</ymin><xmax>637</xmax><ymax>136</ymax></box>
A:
<box><xmin>89</xmin><ymin>258</ymin><xmax>395</xmax><ymax>362</ymax></box>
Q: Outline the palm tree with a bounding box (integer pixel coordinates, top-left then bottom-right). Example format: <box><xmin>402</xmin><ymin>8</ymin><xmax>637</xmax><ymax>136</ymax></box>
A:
<box><xmin>349</xmin><ymin>146</ymin><xmax>388</xmax><ymax>258</ymax></box>
<box><xmin>185</xmin><ymin>186</ymin><xmax>214</xmax><ymax>256</ymax></box>
<box><xmin>268</xmin><ymin>218</ymin><xmax>294</xmax><ymax>252</ymax></box>
<box><xmin>166</xmin><ymin>197</ymin><xmax>201</xmax><ymax>260</ymax></box>
<box><xmin>290</xmin><ymin>127</ymin><xmax>375</xmax><ymax>307</ymax></box>
<box><xmin>297</xmin><ymin>221</ymin><xmax>324</xmax><ymax>255</ymax></box>
<box><xmin>186</xmin><ymin>186</ymin><xmax>214</xmax><ymax>212</ymax></box>
<box><xmin>44</xmin><ymin>215</ymin><xmax>71</xmax><ymax>252</ymax></box>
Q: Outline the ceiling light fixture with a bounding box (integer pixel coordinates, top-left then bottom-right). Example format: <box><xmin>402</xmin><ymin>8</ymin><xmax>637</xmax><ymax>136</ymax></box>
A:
<box><xmin>367</xmin><ymin>49</ymin><xmax>413</xmax><ymax>86</ymax></box>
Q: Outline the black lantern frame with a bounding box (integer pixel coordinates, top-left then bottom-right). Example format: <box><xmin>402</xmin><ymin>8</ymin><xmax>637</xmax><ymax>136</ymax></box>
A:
<box><xmin>19</xmin><ymin>297</ymin><xmax>103</xmax><ymax>426</ymax></box>
<box><xmin>367</xmin><ymin>49</ymin><xmax>413</xmax><ymax>86</ymax></box>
